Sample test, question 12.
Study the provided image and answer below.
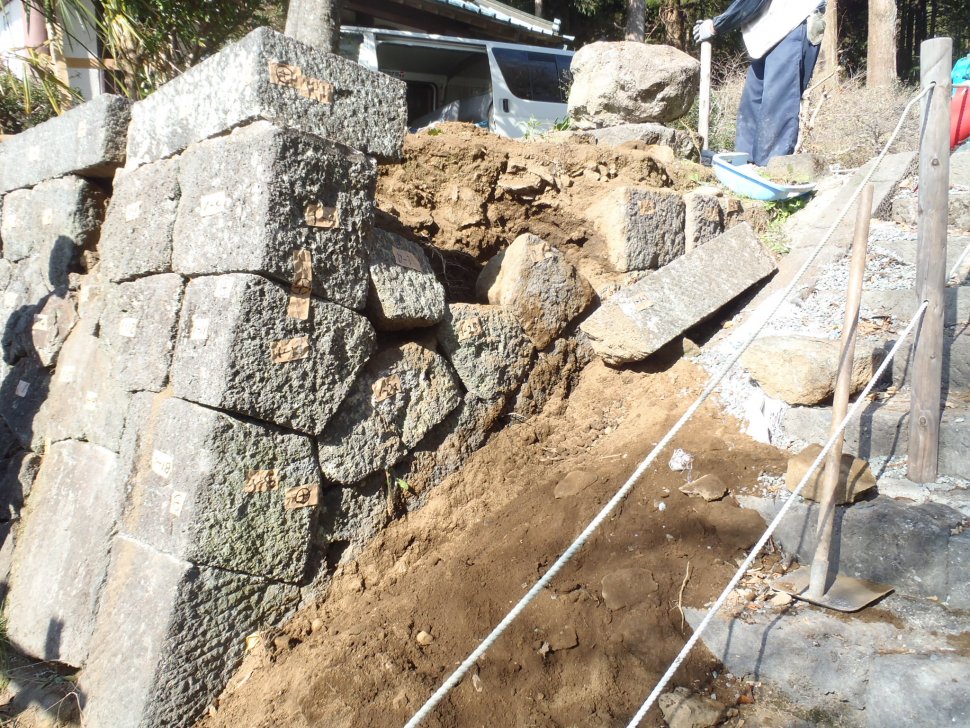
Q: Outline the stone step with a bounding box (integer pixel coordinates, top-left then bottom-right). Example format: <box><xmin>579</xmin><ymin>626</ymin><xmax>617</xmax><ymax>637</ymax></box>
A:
<box><xmin>888</xmin><ymin>329</ymin><xmax>970</xmax><ymax>393</ymax></box>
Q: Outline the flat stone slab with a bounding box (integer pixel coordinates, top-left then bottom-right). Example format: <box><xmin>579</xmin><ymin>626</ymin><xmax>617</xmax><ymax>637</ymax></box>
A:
<box><xmin>317</xmin><ymin>343</ymin><xmax>462</xmax><ymax>484</ymax></box>
<box><xmin>126</xmin><ymin>27</ymin><xmax>406</xmax><ymax>167</ymax></box>
<box><xmin>0</xmin><ymin>94</ymin><xmax>130</xmax><ymax>194</ymax></box>
<box><xmin>365</xmin><ymin>228</ymin><xmax>445</xmax><ymax>330</ymax></box>
<box><xmin>587</xmin><ymin>186</ymin><xmax>686</xmax><ymax>272</ymax></box>
<box><xmin>5</xmin><ymin>440</ymin><xmax>120</xmax><ymax>666</ymax></box>
<box><xmin>120</xmin><ymin>394</ymin><xmax>318</xmax><ymax>581</ymax></box>
<box><xmin>99</xmin><ymin>157</ymin><xmax>181</xmax><ymax>282</ymax></box>
<box><xmin>100</xmin><ymin>273</ymin><xmax>185</xmax><ymax>392</ymax></box>
<box><xmin>172</xmin><ymin>122</ymin><xmax>375</xmax><ymax>309</ymax></box>
<box><xmin>79</xmin><ymin>534</ymin><xmax>298</xmax><ymax>728</ymax></box>
<box><xmin>865</xmin><ymin>653</ymin><xmax>970</xmax><ymax>728</ymax></box>
<box><xmin>170</xmin><ymin>273</ymin><xmax>375</xmax><ymax>434</ymax></box>
<box><xmin>437</xmin><ymin>303</ymin><xmax>534</xmax><ymax>401</ymax></box>
<box><xmin>581</xmin><ymin>223</ymin><xmax>776</xmax><ymax>364</ymax></box>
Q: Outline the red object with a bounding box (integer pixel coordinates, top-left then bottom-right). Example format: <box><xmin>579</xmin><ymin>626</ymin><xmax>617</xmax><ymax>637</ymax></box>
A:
<box><xmin>952</xmin><ymin>87</ymin><xmax>970</xmax><ymax>150</ymax></box>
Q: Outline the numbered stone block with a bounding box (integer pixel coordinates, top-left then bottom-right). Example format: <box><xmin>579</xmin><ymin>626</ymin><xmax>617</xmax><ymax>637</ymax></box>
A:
<box><xmin>366</xmin><ymin>228</ymin><xmax>446</xmax><ymax>330</ymax></box>
<box><xmin>437</xmin><ymin>303</ymin><xmax>534</xmax><ymax>401</ymax></box>
<box><xmin>99</xmin><ymin>157</ymin><xmax>180</xmax><ymax>282</ymax></box>
<box><xmin>172</xmin><ymin>122</ymin><xmax>375</xmax><ymax>309</ymax></box>
<box><xmin>683</xmin><ymin>188</ymin><xmax>724</xmax><ymax>252</ymax></box>
<box><xmin>79</xmin><ymin>534</ymin><xmax>298</xmax><ymax>728</ymax></box>
<box><xmin>118</xmin><ymin>393</ymin><xmax>319</xmax><ymax>582</ymax></box>
<box><xmin>126</xmin><ymin>27</ymin><xmax>406</xmax><ymax>167</ymax></box>
<box><xmin>0</xmin><ymin>94</ymin><xmax>130</xmax><ymax>194</ymax></box>
<box><xmin>317</xmin><ymin>343</ymin><xmax>462</xmax><ymax>484</ymax></box>
<box><xmin>170</xmin><ymin>273</ymin><xmax>375</xmax><ymax>434</ymax></box>
<box><xmin>100</xmin><ymin>273</ymin><xmax>185</xmax><ymax>392</ymax></box>
<box><xmin>0</xmin><ymin>357</ymin><xmax>50</xmax><ymax>450</ymax></box>
<box><xmin>587</xmin><ymin>186</ymin><xmax>686</xmax><ymax>272</ymax></box>
<box><xmin>5</xmin><ymin>440</ymin><xmax>120</xmax><ymax>666</ymax></box>
<box><xmin>0</xmin><ymin>176</ymin><xmax>106</xmax><ymax>290</ymax></box>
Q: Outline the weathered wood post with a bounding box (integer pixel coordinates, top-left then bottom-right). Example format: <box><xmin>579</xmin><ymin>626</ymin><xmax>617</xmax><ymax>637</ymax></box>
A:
<box><xmin>698</xmin><ymin>41</ymin><xmax>712</xmax><ymax>150</ymax></box>
<box><xmin>908</xmin><ymin>37</ymin><xmax>952</xmax><ymax>483</ymax></box>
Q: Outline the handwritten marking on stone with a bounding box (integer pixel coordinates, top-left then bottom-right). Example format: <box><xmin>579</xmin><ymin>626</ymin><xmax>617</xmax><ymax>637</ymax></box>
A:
<box><xmin>83</xmin><ymin>391</ymin><xmax>99</xmax><ymax>411</ymax></box>
<box><xmin>268</xmin><ymin>61</ymin><xmax>334</xmax><ymax>104</ymax></box>
<box><xmin>169</xmin><ymin>490</ymin><xmax>187</xmax><ymax>517</ymax></box>
<box><xmin>41</xmin><ymin>208</ymin><xmax>53</xmax><ymax>225</ymax></box>
<box><xmin>287</xmin><ymin>294</ymin><xmax>310</xmax><ymax>320</ymax></box>
<box><xmin>245</xmin><ymin>469</ymin><xmax>279</xmax><ymax>493</ymax></box>
<box><xmin>391</xmin><ymin>246</ymin><xmax>422</xmax><ymax>271</ymax></box>
<box><xmin>638</xmin><ymin>198</ymin><xmax>657</xmax><ymax>216</ymax></box>
<box><xmin>304</xmin><ymin>203</ymin><xmax>339</xmax><ymax>229</ymax></box>
<box><xmin>125</xmin><ymin>201</ymin><xmax>142</xmax><ymax>222</ymax></box>
<box><xmin>15</xmin><ymin>380</ymin><xmax>29</xmax><ymax>398</ymax></box>
<box><xmin>271</xmin><ymin>336</ymin><xmax>309</xmax><ymax>363</ymax></box>
<box><xmin>292</xmin><ymin>249</ymin><xmax>313</xmax><ymax>294</ymax></box>
<box><xmin>151</xmin><ymin>450</ymin><xmax>174</xmax><ymax>479</ymax></box>
<box><xmin>118</xmin><ymin>317</ymin><xmax>139</xmax><ymax>338</ymax></box>
<box><xmin>371</xmin><ymin>374</ymin><xmax>402</xmax><ymax>404</ymax></box>
<box><xmin>199</xmin><ymin>190</ymin><xmax>228</xmax><ymax>217</ymax></box>
<box><xmin>284</xmin><ymin>483</ymin><xmax>320</xmax><ymax>510</ymax></box>
<box><xmin>457</xmin><ymin>316</ymin><xmax>484</xmax><ymax>342</ymax></box>
<box><xmin>190</xmin><ymin>316</ymin><xmax>210</xmax><ymax>342</ymax></box>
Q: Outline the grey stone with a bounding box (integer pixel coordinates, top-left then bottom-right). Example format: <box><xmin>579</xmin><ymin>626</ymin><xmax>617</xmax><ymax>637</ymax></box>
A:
<box><xmin>586</xmin><ymin>186</ymin><xmax>686</xmax><ymax>272</ymax></box>
<box><xmin>5</xmin><ymin>440</ymin><xmax>120</xmax><ymax>666</ymax></box>
<box><xmin>581</xmin><ymin>223</ymin><xmax>776</xmax><ymax>364</ymax></box>
<box><xmin>0</xmin><ymin>94</ymin><xmax>130</xmax><ymax>194</ymax></box>
<box><xmin>120</xmin><ymin>394</ymin><xmax>318</xmax><ymax>582</ymax></box>
<box><xmin>1</xmin><ymin>260</ymin><xmax>50</xmax><ymax>365</ymax></box>
<box><xmin>946</xmin><ymin>530</ymin><xmax>970</xmax><ymax>609</ymax></box>
<box><xmin>0</xmin><ymin>451</ymin><xmax>41</xmax><ymax>520</ymax></box>
<box><xmin>512</xmin><ymin>335</ymin><xmax>593</xmax><ymax>418</ymax></box>
<box><xmin>765</xmin><ymin>154</ymin><xmax>824</xmax><ymax>184</ymax></box>
<box><xmin>679</xmin><ymin>473</ymin><xmax>728</xmax><ymax>502</ymax></box>
<box><xmin>79</xmin><ymin>534</ymin><xmax>299</xmax><ymax>728</ymax></box>
<box><xmin>862</xmin><ymin>286</ymin><xmax>970</xmax><ymax>329</ymax></box>
<box><xmin>126</xmin><ymin>27</ymin><xmax>406</xmax><ymax>167</ymax></box>
<box><xmin>170</xmin><ymin>273</ymin><xmax>375</xmax><ymax>434</ymax></box>
<box><xmin>317</xmin><ymin>343</ymin><xmax>462</xmax><ymax>484</ymax></box>
<box><xmin>784</xmin><ymin>444</ymin><xmax>876</xmax><ymax>504</ymax></box>
<box><xmin>891</xmin><ymin>331</ymin><xmax>970</xmax><ymax>393</ymax></box>
<box><xmin>100</xmin><ymin>273</ymin><xmax>184</xmax><ymax>392</ymax></box>
<box><xmin>658</xmin><ymin>687</ymin><xmax>725</xmax><ymax>728</ymax></box>
<box><xmin>891</xmin><ymin>192</ymin><xmax>970</xmax><ymax>229</ymax></box>
<box><xmin>586</xmin><ymin>123</ymin><xmax>695</xmax><ymax>159</ymax></box>
<box><xmin>173</xmin><ymin>122</ymin><xmax>376</xmax><ymax>309</ymax></box>
<box><xmin>683</xmin><ymin>188</ymin><xmax>724</xmax><ymax>252</ymax></box>
<box><xmin>952</xmin><ymin>151</ymin><xmax>970</xmax><ymax>187</ymax></box>
<box><xmin>366</xmin><ymin>228</ymin><xmax>445</xmax><ymax>330</ymax></box>
<box><xmin>99</xmin><ymin>157</ymin><xmax>180</xmax><ymax>282</ymax></box>
<box><xmin>437</xmin><ymin>303</ymin><xmax>534</xmax><ymax>401</ymax></box>
<box><xmin>0</xmin><ymin>176</ymin><xmax>106</xmax><ymax>290</ymax></box>
<box><xmin>0</xmin><ymin>356</ymin><xmax>50</xmax><ymax>450</ymax></box>
<box><xmin>319</xmin><ymin>477</ymin><xmax>389</xmax><ymax>562</ymax></box>
<box><xmin>476</xmin><ymin>233</ymin><xmax>593</xmax><ymax>349</ymax></box>
<box><xmin>865</xmin><ymin>654</ymin><xmax>970</xmax><ymax>727</ymax></box>
<box><xmin>568</xmin><ymin>42</ymin><xmax>699</xmax><ymax>128</ymax></box>
<box><xmin>30</xmin><ymin>288</ymin><xmax>77</xmax><ymax>367</ymax></box>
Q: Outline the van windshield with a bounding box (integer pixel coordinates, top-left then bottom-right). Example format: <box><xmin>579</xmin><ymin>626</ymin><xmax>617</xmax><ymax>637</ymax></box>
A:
<box><xmin>491</xmin><ymin>48</ymin><xmax>572</xmax><ymax>103</ymax></box>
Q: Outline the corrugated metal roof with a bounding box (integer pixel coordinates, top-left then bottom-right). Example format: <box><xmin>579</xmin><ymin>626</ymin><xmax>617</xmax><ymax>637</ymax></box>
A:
<box><xmin>434</xmin><ymin>0</ymin><xmax>562</xmax><ymax>37</ymax></box>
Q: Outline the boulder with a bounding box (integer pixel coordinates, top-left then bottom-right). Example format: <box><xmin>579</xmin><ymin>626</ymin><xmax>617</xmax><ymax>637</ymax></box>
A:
<box><xmin>587</xmin><ymin>122</ymin><xmax>695</xmax><ymax>159</ymax></box>
<box><xmin>785</xmin><ymin>443</ymin><xmax>876</xmax><ymax>504</ymax></box>
<box><xmin>741</xmin><ymin>335</ymin><xmax>885</xmax><ymax>406</ymax></box>
<box><xmin>568</xmin><ymin>41</ymin><xmax>699</xmax><ymax>129</ymax></box>
<box><xmin>365</xmin><ymin>228</ymin><xmax>445</xmax><ymax>330</ymax></box>
<box><xmin>586</xmin><ymin>186</ymin><xmax>686</xmax><ymax>272</ymax></box>
<box><xmin>476</xmin><ymin>233</ymin><xmax>593</xmax><ymax>349</ymax></box>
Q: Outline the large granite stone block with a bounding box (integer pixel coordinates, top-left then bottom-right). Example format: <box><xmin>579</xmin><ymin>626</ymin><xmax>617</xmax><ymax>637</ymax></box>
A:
<box><xmin>586</xmin><ymin>186</ymin><xmax>686</xmax><ymax>272</ymax></box>
<box><xmin>100</xmin><ymin>273</ymin><xmax>184</xmax><ymax>392</ymax></box>
<box><xmin>170</xmin><ymin>273</ymin><xmax>375</xmax><ymax>434</ymax></box>
<box><xmin>120</xmin><ymin>394</ymin><xmax>319</xmax><ymax>582</ymax></box>
<box><xmin>99</xmin><ymin>157</ymin><xmax>180</xmax><ymax>282</ymax></box>
<box><xmin>317</xmin><ymin>343</ymin><xmax>462</xmax><ymax>483</ymax></box>
<box><xmin>683</xmin><ymin>188</ymin><xmax>724</xmax><ymax>252</ymax></box>
<box><xmin>79</xmin><ymin>535</ymin><xmax>298</xmax><ymax>728</ymax></box>
<box><xmin>365</xmin><ymin>228</ymin><xmax>445</xmax><ymax>330</ymax></box>
<box><xmin>581</xmin><ymin>223</ymin><xmax>776</xmax><ymax>364</ymax></box>
<box><xmin>0</xmin><ymin>94</ymin><xmax>130</xmax><ymax>194</ymax></box>
<box><xmin>126</xmin><ymin>27</ymin><xmax>406</xmax><ymax>166</ymax></box>
<box><xmin>5</xmin><ymin>440</ymin><xmax>120</xmax><ymax>666</ymax></box>
<box><xmin>172</xmin><ymin>122</ymin><xmax>375</xmax><ymax>309</ymax></box>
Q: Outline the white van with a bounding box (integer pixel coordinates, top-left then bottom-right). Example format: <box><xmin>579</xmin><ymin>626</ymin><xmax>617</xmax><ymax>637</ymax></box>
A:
<box><xmin>339</xmin><ymin>27</ymin><xmax>573</xmax><ymax>138</ymax></box>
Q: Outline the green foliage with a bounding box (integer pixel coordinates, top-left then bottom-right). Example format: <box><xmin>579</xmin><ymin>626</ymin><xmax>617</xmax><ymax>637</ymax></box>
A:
<box><xmin>0</xmin><ymin>66</ymin><xmax>62</xmax><ymax>134</ymax></box>
<box><xmin>552</xmin><ymin>115</ymin><xmax>572</xmax><ymax>131</ymax></box>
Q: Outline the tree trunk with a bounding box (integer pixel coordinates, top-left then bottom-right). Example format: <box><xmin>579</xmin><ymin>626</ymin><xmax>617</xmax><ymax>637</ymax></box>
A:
<box><xmin>867</xmin><ymin>0</ymin><xmax>897</xmax><ymax>87</ymax></box>
<box><xmin>817</xmin><ymin>0</ymin><xmax>839</xmax><ymax>90</ymax></box>
<box><xmin>625</xmin><ymin>0</ymin><xmax>645</xmax><ymax>42</ymax></box>
<box><xmin>285</xmin><ymin>0</ymin><xmax>343</xmax><ymax>53</ymax></box>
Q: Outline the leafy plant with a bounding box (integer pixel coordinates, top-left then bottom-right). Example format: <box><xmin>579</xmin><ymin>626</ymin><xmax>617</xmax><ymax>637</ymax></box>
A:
<box><xmin>552</xmin><ymin>115</ymin><xmax>572</xmax><ymax>132</ymax></box>
<box><xmin>0</xmin><ymin>64</ymin><xmax>66</xmax><ymax>134</ymax></box>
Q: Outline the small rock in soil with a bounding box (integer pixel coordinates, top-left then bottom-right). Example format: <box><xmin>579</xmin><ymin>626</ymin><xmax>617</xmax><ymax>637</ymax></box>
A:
<box><xmin>658</xmin><ymin>686</ymin><xmax>726</xmax><ymax>728</ymax></box>
<box><xmin>785</xmin><ymin>444</ymin><xmax>876</xmax><ymax>504</ymax></box>
<box><xmin>554</xmin><ymin>470</ymin><xmax>598</xmax><ymax>498</ymax></box>
<box><xmin>548</xmin><ymin>625</ymin><xmax>579</xmax><ymax>651</ymax></box>
<box><xmin>679</xmin><ymin>474</ymin><xmax>728</xmax><ymax>502</ymax></box>
<box><xmin>601</xmin><ymin>568</ymin><xmax>658</xmax><ymax>610</ymax></box>
<box><xmin>415</xmin><ymin>630</ymin><xmax>434</xmax><ymax>646</ymax></box>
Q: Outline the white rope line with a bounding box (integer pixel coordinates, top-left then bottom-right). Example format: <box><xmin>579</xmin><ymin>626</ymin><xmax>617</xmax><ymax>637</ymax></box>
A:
<box><xmin>402</xmin><ymin>86</ymin><xmax>932</xmax><ymax>728</ymax></box>
<box><xmin>625</xmin><ymin>300</ymin><xmax>928</xmax><ymax>727</ymax></box>
<box><xmin>947</xmin><ymin>240</ymin><xmax>970</xmax><ymax>284</ymax></box>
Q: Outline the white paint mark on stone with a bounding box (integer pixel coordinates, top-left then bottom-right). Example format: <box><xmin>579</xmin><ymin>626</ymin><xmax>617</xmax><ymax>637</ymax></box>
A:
<box><xmin>190</xmin><ymin>316</ymin><xmax>210</xmax><ymax>342</ymax></box>
<box><xmin>15</xmin><ymin>380</ymin><xmax>30</xmax><ymax>398</ymax></box>
<box><xmin>3</xmin><ymin>292</ymin><xmax>19</xmax><ymax>309</ymax></box>
<box><xmin>199</xmin><ymin>190</ymin><xmax>228</xmax><ymax>217</ymax></box>
<box><xmin>125</xmin><ymin>201</ymin><xmax>142</xmax><ymax>222</ymax></box>
<box><xmin>118</xmin><ymin>317</ymin><xmax>139</xmax><ymax>338</ymax></box>
<box><xmin>151</xmin><ymin>450</ymin><xmax>174</xmax><ymax>479</ymax></box>
<box><xmin>214</xmin><ymin>278</ymin><xmax>234</xmax><ymax>299</ymax></box>
<box><xmin>41</xmin><ymin>208</ymin><xmax>53</xmax><ymax>226</ymax></box>
<box><xmin>169</xmin><ymin>490</ymin><xmax>187</xmax><ymax>517</ymax></box>
<box><xmin>83</xmin><ymin>391</ymin><xmax>99</xmax><ymax>411</ymax></box>
<box><xmin>58</xmin><ymin>364</ymin><xmax>77</xmax><ymax>384</ymax></box>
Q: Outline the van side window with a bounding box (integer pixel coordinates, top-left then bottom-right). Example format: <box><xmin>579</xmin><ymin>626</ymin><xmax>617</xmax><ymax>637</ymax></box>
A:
<box><xmin>491</xmin><ymin>49</ymin><xmax>572</xmax><ymax>103</ymax></box>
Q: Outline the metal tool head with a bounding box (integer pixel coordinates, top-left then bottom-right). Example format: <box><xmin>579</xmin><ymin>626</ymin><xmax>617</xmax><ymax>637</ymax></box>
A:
<box><xmin>771</xmin><ymin>565</ymin><xmax>893</xmax><ymax>613</ymax></box>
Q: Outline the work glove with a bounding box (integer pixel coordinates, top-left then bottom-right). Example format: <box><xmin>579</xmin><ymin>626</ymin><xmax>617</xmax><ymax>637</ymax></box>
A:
<box><xmin>693</xmin><ymin>19</ymin><xmax>715</xmax><ymax>44</ymax></box>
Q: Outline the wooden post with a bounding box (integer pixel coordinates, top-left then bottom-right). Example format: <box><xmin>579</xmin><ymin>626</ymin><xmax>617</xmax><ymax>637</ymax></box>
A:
<box><xmin>698</xmin><ymin>41</ymin><xmax>712</xmax><ymax>150</ymax></box>
<box><xmin>908</xmin><ymin>37</ymin><xmax>952</xmax><ymax>484</ymax></box>
<box><xmin>808</xmin><ymin>185</ymin><xmax>873</xmax><ymax>599</ymax></box>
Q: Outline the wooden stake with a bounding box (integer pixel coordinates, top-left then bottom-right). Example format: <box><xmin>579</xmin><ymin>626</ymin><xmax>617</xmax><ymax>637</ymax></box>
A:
<box><xmin>699</xmin><ymin>41</ymin><xmax>712</xmax><ymax>151</ymax></box>
<box><xmin>808</xmin><ymin>184</ymin><xmax>873</xmax><ymax>600</ymax></box>
<box><xmin>908</xmin><ymin>37</ymin><xmax>952</xmax><ymax>484</ymax></box>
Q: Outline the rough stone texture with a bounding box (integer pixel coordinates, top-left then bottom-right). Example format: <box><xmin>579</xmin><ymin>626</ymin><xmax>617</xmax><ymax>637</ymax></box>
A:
<box><xmin>582</xmin><ymin>223</ymin><xmax>776</xmax><ymax>364</ymax></box>
<box><xmin>99</xmin><ymin>157</ymin><xmax>180</xmax><ymax>282</ymax></box>
<box><xmin>79</xmin><ymin>535</ymin><xmax>299</xmax><ymax>728</ymax></box>
<box><xmin>765</xmin><ymin>154</ymin><xmax>824</xmax><ymax>184</ymax></box>
<box><xmin>318</xmin><ymin>477</ymin><xmax>389</xmax><ymax>563</ymax></box>
<box><xmin>437</xmin><ymin>303</ymin><xmax>534</xmax><ymax>401</ymax></box>
<box><xmin>568</xmin><ymin>42</ymin><xmax>699</xmax><ymax>128</ymax></box>
<box><xmin>587</xmin><ymin>186</ymin><xmax>686</xmax><ymax>272</ymax></box>
<box><xmin>171</xmin><ymin>273</ymin><xmax>375</xmax><ymax>434</ymax></box>
<box><xmin>741</xmin><ymin>335</ymin><xmax>885</xmax><ymax>405</ymax></box>
<box><xmin>5</xmin><ymin>440</ymin><xmax>120</xmax><ymax>666</ymax></box>
<box><xmin>0</xmin><ymin>356</ymin><xmax>50</xmax><ymax>450</ymax></box>
<box><xmin>100</xmin><ymin>273</ymin><xmax>184</xmax><ymax>393</ymax></box>
<box><xmin>476</xmin><ymin>233</ymin><xmax>593</xmax><ymax>349</ymax></box>
<box><xmin>683</xmin><ymin>188</ymin><xmax>724</xmax><ymax>252</ymax></box>
<box><xmin>173</xmin><ymin>122</ymin><xmax>376</xmax><ymax>309</ymax></box>
<box><xmin>513</xmin><ymin>336</ymin><xmax>593</xmax><ymax>418</ymax></box>
<box><xmin>865</xmin><ymin>654</ymin><xmax>970</xmax><ymax>728</ymax></box>
<box><xmin>679</xmin><ymin>473</ymin><xmax>728</xmax><ymax>502</ymax></box>
<box><xmin>784</xmin><ymin>444</ymin><xmax>876</xmax><ymax>504</ymax></box>
<box><xmin>586</xmin><ymin>123</ymin><xmax>695</xmax><ymax>159</ymax></box>
<box><xmin>126</xmin><ymin>27</ymin><xmax>406</xmax><ymax>167</ymax></box>
<box><xmin>317</xmin><ymin>343</ymin><xmax>461</xmax><ymax>484</ymax></box>
<box><xmin>120</xmin><ymin>394</ymin><xmax>318</xmax><ymax>582</ymax></box>
<box><xmin>659</xmin><ymin>687</ymin><xmax>725</xmax><ymax>728</ymax></box>
<box><xmin>1</xmin><ymin>261</ymin><xmax>47</xmax><ymax>365</ymax></box>
<box><xmin>0</xmin><ymin>176</ymin><xmax>106</xmax><ymax>290</ymax></box>
<box><xmin>947</xmin><ymin>530</ymin><xmax>970</xmax><ymax>609</ymax></box>
<box><xmin>891</xmin><ymin>192</ymin><xmax>970</xmax><ymax>230</ymax></box>
<box><xmin>0</xmin><ymin>94</ymin><xmax>130</xmax><ymax>194</ymax></box>
<box><xmin>891</xmin><ymin>330</ymin><xmax>969</xmax><ymax>392</ymax></box>
<box><xmin>862</xmin><ymin>286</ymin><xmax>970</xmax><ymax>329</ymax></box>
<box><xmin>0</xmin><ymin>451</ymin><xmax>41</xmax><ymax>521</ymax></box>
<box><xmin>366</xmin><ymin>228</ymin><xmax>445</xmax><ymax>330</ymax></box>
<box><xmin>30</xmin><ymin>288</ymin><xmax>77</xmax><ymax>367</ymax></box>
<box><xmin>952</xmin><ymin>151</ymin><xmax>970</xmax><ymax>187</ymax></box>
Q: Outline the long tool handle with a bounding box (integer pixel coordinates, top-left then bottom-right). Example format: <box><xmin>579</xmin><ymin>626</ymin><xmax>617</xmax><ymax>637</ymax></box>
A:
<box><xmin>808</xmin><ymin>184</ymin><xmax>874</xmax><ymax>599</ymax></box>
<box><xmin>699</xmin><ymin>41</ymin><xmax>712</xmax><ymax>151</ymax></box>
